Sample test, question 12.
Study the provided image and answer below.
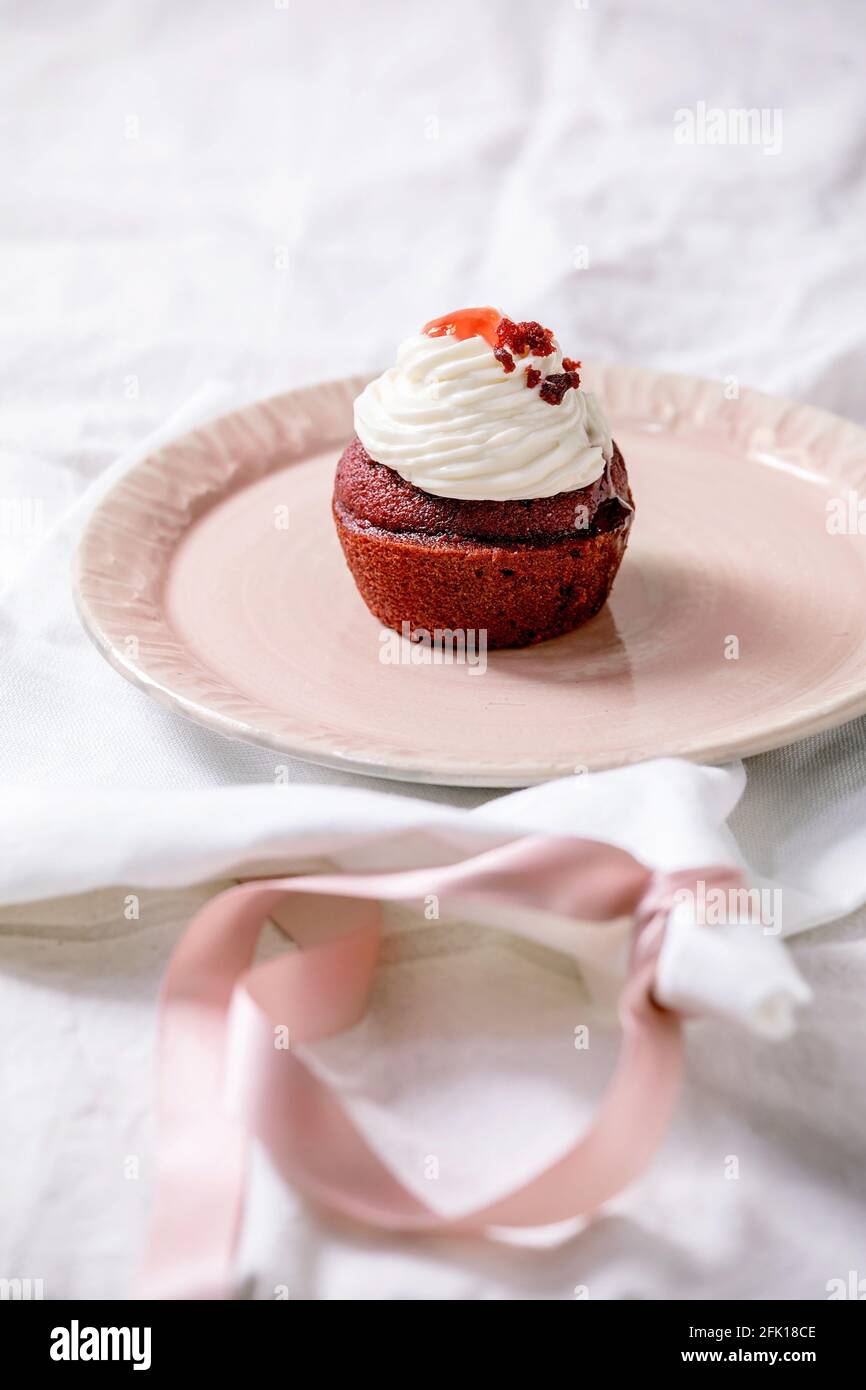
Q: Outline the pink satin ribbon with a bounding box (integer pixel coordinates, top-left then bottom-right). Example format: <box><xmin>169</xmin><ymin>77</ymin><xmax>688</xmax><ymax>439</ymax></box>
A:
<box><xmin>140</xmin><ymin>834</ymin><xmax>741</xmax><ymax>1299</ymax></box>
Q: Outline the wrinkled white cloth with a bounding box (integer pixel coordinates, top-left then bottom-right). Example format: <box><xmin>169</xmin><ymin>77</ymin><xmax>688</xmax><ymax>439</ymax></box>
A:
<box><xmin>2</xmin><ymin>0</ymin><xmax>866</xmax><ymax>1302</ymax></box>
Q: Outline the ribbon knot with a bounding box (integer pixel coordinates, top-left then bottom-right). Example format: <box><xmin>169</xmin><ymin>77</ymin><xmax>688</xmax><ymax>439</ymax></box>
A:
<box><xmin>629</xmin><ymin>864</ymin><xmax>746</xmax><ymax>998</ymax></box>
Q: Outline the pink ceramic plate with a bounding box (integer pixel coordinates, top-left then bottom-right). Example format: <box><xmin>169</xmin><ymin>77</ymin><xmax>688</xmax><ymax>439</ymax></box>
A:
<box><xmin>74</xmin><ymin>365</ymin><xmax>866</xmax><ymax>787</ymax></box>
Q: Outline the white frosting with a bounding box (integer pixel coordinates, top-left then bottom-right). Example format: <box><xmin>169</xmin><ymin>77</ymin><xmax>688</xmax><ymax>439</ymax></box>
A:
<box><xmin>353</xmin><ymin>331</ymin><xmax>613</xmax><ymax>500</ymax></box>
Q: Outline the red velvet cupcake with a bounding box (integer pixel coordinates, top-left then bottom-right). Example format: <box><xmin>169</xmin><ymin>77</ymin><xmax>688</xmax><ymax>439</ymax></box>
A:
<box><xmin>333</xmin><ymin>308</ymin><xmax>634</xmax><ymax>650</ymax></box>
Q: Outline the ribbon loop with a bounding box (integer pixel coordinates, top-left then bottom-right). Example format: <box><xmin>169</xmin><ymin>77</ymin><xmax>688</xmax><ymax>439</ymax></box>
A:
<box><xmin>141</xmin><ymin>836</ymin><xmax>745</xmax><ymax>1298</ymax></box>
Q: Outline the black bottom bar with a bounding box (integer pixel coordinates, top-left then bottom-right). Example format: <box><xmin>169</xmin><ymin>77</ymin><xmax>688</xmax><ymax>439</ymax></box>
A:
<box><xmin>4</xmin><ymin>1298</ymin><xmax>860</xmax><ymax>1373</ymax></box>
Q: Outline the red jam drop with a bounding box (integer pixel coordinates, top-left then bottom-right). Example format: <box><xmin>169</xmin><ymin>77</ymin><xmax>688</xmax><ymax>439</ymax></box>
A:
<box><xmin>422</xmin><ymin>306</ymin><xmax>503</xmax><ymax>347</ymax></box>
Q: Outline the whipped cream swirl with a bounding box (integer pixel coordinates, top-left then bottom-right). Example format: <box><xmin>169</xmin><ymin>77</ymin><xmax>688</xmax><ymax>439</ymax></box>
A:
<box><xmin>353</xmin><ymin>331</ymin><xmax>612</xmax><ymax>501</ymax></box>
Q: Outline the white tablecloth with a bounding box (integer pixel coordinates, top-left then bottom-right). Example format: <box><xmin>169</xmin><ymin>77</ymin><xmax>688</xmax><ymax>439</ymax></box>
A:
<box><xmin>2</xmin><ymin>0</ymin><xmax>865</xmax><ymax>1300</ymax></box>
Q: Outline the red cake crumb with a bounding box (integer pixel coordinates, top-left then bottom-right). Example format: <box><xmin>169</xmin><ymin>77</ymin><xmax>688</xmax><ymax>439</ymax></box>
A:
<box><xmin>494</xmin><ymin>347</ymin><xmax>515</xmax><ymax>373</ymax></box>
<box><xmin>524</xmin><ymin>365</ymin><xmax>541</xmax><ymax>388</ymax></box>
<box><xmin>539</xmin><ymin>371</ymin><xmax>580</xmax><ymax>405</ymax></box>
<box><xmin>495</xmin><ymin>317</ymin><xmax>556</xmax><ymax>358</ymax></box>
